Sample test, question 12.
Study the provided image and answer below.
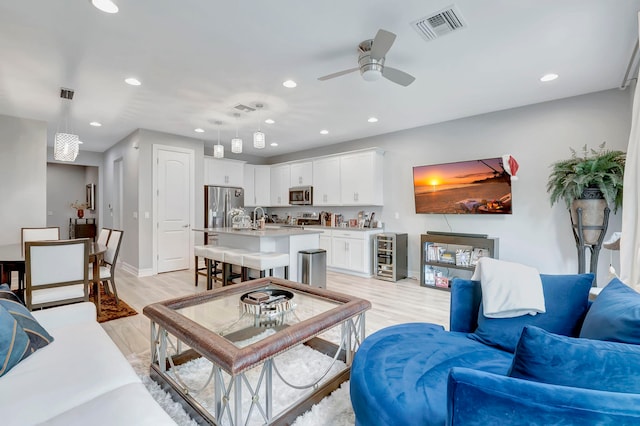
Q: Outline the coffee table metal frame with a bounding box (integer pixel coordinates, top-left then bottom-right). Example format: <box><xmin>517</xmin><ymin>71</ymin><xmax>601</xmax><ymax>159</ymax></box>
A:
<box><xmin>143</xmin><ymin>277</ymin><xmax>371</xmax><ymax>426</ymax></box>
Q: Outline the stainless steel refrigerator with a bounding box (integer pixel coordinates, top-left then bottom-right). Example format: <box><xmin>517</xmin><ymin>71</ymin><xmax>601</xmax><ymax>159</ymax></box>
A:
<box><xmin>204</xmin><ymin>185</ymin><xmax>245</xmax><ymax>228</ymax></box>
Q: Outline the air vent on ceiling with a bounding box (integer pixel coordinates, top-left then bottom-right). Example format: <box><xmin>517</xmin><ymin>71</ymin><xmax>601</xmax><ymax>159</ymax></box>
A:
<box><xmin>234</xmin><ymin>104</ymin><xmax>256</xmax><ymax>113</ymax></box>
<box><xmin>60</xmin><ymin>87</ymin><xmax>74</xmax><ymax>100</ymax></box>
<box><xmin>411</xmin><ymin>5</ymin><xmax>466</xmax><ymax>41</ymax></box>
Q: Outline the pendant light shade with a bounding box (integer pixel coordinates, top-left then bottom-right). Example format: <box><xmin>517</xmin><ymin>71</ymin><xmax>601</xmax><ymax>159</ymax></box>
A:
<box><xmin>213</xmin><ymin>144</ymin><xmax>224</xmax><ymax>158</ymax></box>
<box><xmin>253</xmin><ymin>103</ymin><xmax>266</xmax><ymax>149</ymax></box>
<box><xmin>231</xmin><ymin>137</ymin><xmax>242</xmax><ymax>154</ymax></box>
<box><xmin>54</xmin><ymin>133</ymin><xmax>80</xmax><ymax>162</ymax></box>
<box><xmin>54</xmin><ymin>88</ymin><xmax>81</xmax><ymax>162</ymax></box>
<box><xmin>214</xmin><ymin>124</ymin><xmax>224</xmax><ymax>158</ymax></box>
<box><xmin>253</xmin><ymin>131</ymin><xmax>265</xmax><ymax>149</ymax></box>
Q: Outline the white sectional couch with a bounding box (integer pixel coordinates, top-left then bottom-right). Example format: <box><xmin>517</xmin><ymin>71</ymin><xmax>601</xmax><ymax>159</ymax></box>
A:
<box><xmin>0</xmin><ymin>302</ymin><xmax>176</xmax><ymax>425</ymax></box>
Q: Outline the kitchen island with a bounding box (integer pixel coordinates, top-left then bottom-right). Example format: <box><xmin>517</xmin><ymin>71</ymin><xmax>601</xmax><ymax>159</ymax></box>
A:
<box><xmin>193</xmin><ymin>227</ymin><xmax>321</xmax><ymax>280</ymax></box>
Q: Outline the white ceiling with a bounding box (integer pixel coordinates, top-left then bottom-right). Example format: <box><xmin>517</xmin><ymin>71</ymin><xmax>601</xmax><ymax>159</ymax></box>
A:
<box><xmin>0</xmin><ymin>1</ymin><xmax>638</xmax><ymax>157</ymax></box>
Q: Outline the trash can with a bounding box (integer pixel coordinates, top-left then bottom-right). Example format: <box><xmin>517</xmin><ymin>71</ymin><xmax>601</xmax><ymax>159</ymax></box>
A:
<box><xmin>298</xmin><ymin>249</ymin><xmax>326</xmax><ymax>288</ymax></box>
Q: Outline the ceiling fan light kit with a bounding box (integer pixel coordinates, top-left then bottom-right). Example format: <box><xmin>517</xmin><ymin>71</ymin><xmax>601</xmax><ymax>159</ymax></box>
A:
<box><xmin>318</xmin><ymin>29</ymin><xmax>415</xmax><ymax>87</ymax></box>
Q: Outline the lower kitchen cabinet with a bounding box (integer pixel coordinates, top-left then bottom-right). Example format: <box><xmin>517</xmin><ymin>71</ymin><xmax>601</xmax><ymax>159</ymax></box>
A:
<box><xmin>318</xmin><ymin>228</ymin><xmax>383</xmax><ymax>277</ymax></box>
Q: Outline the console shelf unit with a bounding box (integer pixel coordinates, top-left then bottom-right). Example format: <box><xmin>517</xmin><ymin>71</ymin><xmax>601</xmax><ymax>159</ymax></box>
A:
<box><xmin>420</xmin><ymin>233</ymin><xmax>499</xmax><ymax>291</ymax></box>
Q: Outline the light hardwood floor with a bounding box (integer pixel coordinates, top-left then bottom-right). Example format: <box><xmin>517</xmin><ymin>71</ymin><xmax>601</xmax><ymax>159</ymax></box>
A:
<box><xmin>101</xmin><ymin>268</ymin><xmax>451</xmax><ymax>358</ymax></box>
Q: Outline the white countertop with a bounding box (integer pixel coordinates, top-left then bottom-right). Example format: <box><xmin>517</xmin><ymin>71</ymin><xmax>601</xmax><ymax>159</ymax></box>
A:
<box><xmin>303</xmin><ymin>225</ymin><xmax>384</xmax><ymax>232</ymax></box>
<box><xmin>192</xmin><ymin>227</ymin><xmax>322</xmax><ymax>237</ymax></box>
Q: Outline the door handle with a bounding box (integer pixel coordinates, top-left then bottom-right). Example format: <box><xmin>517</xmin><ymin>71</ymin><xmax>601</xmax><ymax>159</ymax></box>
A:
<box><xmin>182</xmin><ymin>224</ymin><xmax>190</xmax><ymax>228</ymax></box>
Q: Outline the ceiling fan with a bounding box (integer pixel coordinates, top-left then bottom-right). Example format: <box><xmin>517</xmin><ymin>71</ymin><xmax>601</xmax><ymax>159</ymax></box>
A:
<box><xmin>318</xmin><ymin>29</ymin><xmax>415</xmax><ymax>87</ymax></box>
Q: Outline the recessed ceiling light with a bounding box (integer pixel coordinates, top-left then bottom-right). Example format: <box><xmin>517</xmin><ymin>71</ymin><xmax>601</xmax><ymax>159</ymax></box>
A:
<box><xmin>320</xmin><ymin>130</ymin><xmax>329</xmax><ymax>135</ymax></box>
<box><xmin>194</xmin><ymin>128</ymin><xmax>205</xmax><ymax>133</ymax></box>
<box><xmin>368</xmin><ymin>117</ymin><xmax>379</xmax><ymax>123</ymax></box>
<box><xmin>91</xmin><ymin>0</ymin><xmax>119</xmax><ymax>14</ymax></box>
<box><xmin>265</xmin><ymin>118</ymin><xmax>275</xmax><ymax>124</ymax></box>
<box><xmin>540</xmin><ymin>73</ymin><xmax>559</xmax><ymax>82</ymax></box>
<box><xmin>282</xmin><ymin>80</ymin><xmax>297</xmax><ymax>88</ymax></box>
<box><xmin>270</xmin><ymin>142</ymin><xmax>278</xmax><ymax>147</ymax></box>
<box><xmin>89</xmin><ymin>121</ymin><xmax>102</xmax><ymax>127</ymax></box>
<box><xmin>125</xmin><ymin>77</ymin><xmax>141</xmax><ymax>86</ymax></box>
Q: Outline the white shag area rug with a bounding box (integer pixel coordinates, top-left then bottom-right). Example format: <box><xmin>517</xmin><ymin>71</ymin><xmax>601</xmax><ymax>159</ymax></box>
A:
<box><xmin>126</xmin><ymin>344</ymin><xmax>355</xmax><ymax>426</ymax></box>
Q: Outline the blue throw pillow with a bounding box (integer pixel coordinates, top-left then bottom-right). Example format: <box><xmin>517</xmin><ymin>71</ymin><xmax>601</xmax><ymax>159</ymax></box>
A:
<box><xmin>509</xmin><ymin>325</ymin><xmax>640</xmax><ymax>393</ymax></box>
<box><xmin>0</xmin><ymin>288</ymin><xmax>54</xmax><ymax>351</ymax></box>
<box><xmin>0</xmin><ymin>283</ymin><xmax>25</xmax><ymax>305</ymax></box>
<box><xmin>0</xmin><ymin>305</ymin><xmax>32</xmax><ymax>377</ymax></box>
<box><xmin>470</xmin><ymin>273</ymin><xmax>593</xmax><ymax>352</ymax></box>
<box><xmin>579</xmin><ymin>278</ymin><xmax>640</xmax><ymax>343</ymax></box>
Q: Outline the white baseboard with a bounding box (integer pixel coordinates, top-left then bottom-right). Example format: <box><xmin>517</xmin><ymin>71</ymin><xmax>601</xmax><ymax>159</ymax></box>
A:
<box><xmin>121</xmin><ymin>262</ymin><xmax>154</xmax><ymax>278</ymax></box>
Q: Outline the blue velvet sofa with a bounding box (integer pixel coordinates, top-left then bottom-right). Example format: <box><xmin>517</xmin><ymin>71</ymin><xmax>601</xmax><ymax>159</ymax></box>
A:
<box><xmin>350</xmin><ymin>274</ymin><xmax>640</xmax><ymax>425</ymax></box>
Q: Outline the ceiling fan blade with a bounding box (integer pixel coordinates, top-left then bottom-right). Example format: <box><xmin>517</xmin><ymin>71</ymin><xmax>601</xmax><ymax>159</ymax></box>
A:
<box><xmin>382</xmin><ymin>66</ymin><xmax>416</xmax><ymax>86</ymax></box>
<box><xmin>370</xmin><ymin>29</ymin><xmax>396</xmax><ymax>60</ymax></box>
<box><xmin>318</xmin><ymin>67</ymin><xmax>359</xmax><ymax>81</ymax></box>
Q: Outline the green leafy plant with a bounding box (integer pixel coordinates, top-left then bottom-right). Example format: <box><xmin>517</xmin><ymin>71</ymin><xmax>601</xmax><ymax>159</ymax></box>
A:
<box><xmin>546</xmin><ymin>142</ymin><xmax>626</xmax><ymax>212</ymax></box>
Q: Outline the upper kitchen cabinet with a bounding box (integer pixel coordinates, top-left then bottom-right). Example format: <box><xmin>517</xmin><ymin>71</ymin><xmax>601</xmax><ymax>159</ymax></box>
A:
<box><xmin>244</xmin><ymin>165</ymin><xmax>271</xmax><ymax>207</ymax></box>
<box><xmin>313</xmin><ymin>156</ymin><xmax>341</xmax><ymax>206</ymax></box>
<box><xmin>339</xmin><ymin>149</ymin><xmax>384</xmax><ymax>206</ymax></box>
<box><xmin>270</xmin><ymin>164</ymin><xmax>290</xmax><ymax>206</ymax></box>
<box><xmin>290</xmin><ymin>161</ymin><xmax>313</xmax><ymax>187</ymax></box>
<box><xmin>204</xmin><ymin>157</ymin><xmax>244</xmax><ymax>187</ymax></box>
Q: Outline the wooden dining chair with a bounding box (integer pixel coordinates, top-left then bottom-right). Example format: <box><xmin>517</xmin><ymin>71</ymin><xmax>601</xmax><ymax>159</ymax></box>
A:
<box><xmin>90</xmin><ymin>229</ymin><xmax>123</xmax><ymax>304</ymax></box>
<box><xmin>25</xmin><ymin>239</ymin><xmax>90</xmax><ymax>310</ymax></box>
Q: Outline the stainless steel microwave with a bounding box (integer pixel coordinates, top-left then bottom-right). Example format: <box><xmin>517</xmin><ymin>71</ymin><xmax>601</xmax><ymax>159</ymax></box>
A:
<box><xmin>289</xmin><ymin>186</ymin><xmax>313</xmax><ymax>205</ymax></box>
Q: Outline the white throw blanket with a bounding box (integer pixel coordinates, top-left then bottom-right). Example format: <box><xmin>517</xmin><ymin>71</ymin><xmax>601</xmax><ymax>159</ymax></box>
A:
<box><xmin>471</xmin><ymin>257</ymin><xmax>546</xmax><ymax>318</ymax></box>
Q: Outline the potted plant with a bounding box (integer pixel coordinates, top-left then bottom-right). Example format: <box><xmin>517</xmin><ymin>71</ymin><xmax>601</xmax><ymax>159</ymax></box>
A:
<box><xmin>546</xmin><ymin>142</ymin><xmax>625</xmax><ymax>245</ymax></box>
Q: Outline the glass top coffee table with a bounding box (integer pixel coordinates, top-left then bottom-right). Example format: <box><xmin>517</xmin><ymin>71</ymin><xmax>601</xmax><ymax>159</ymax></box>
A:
<box><xmin>143</xmin><ymin>277</ymin><xmax>371</xmax><ymax>426</ymax></box>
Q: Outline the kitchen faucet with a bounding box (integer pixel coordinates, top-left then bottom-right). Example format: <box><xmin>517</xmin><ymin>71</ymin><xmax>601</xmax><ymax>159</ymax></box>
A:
<box><xmin>253</xmin><ymin>206</ymin><xmax>265</xmax><ymax>229</ymax></box>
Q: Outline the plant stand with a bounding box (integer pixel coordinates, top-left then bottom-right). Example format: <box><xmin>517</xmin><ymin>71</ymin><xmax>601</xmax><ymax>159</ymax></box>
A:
<box><xmin>571</xmin><ymin>206</ymin><xmax>610</xmax><ymax>285</ymax></box>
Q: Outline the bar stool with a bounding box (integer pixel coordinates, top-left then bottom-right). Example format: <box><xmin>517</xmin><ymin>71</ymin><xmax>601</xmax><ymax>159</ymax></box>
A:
<box><xmin>242</xmin><ymin>252</ymin><xmax>290</xmax><ymax>280</ymax></box>
<box><xmin>222</xmin><ymin>249</ymin><xmax>250</xmax><ymax>286</ymax></box>
<box><xmin>194</xmin><ymin>245</ymin><xmax>211</xmax><ymax>287</ymax></box>
<box><xmin>203</xmin><ymin>246</ymin><xmax>228</xmax><ymax>290</ymax></box>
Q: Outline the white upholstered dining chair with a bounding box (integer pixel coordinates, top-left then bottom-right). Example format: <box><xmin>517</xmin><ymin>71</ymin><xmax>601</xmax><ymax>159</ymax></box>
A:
<box><xmin>24</xmin><ymin>239</ymin><xmax>90</xmax><ymax>310</ymax></box>
<box><xmin>10</xmin><ymin>227</ymin><xmax>62</xmax><ymax>291</ymax></box>
<box><xmin>97</xmin><ymin>228</ymin><xmax>111</xmax><ymax>246</ymax></box>
<box><xmin>89</xmin><ymin>229</ymin><xmax>123</xmax><ymax>304</ymax></box>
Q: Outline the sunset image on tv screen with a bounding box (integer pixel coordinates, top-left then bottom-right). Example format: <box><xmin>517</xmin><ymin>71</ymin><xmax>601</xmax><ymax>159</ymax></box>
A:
<box><xmin>412</xmin><ymin>157</ymin><xmax>512</xmax><ymax>214</ymax></box>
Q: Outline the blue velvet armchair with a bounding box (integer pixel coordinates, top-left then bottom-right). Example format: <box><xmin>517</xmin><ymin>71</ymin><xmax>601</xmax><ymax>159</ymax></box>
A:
<box><xmin>350</xmin><ymin>275</ymin><xmax>640</xmax><ymax>426</ymax></box>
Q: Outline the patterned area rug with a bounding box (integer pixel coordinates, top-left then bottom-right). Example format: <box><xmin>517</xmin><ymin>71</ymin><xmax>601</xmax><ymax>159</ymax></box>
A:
<box><xmin>89</xmin><ymin>285</ymin><xmax>137</xmax><ymax>323</ymax></box>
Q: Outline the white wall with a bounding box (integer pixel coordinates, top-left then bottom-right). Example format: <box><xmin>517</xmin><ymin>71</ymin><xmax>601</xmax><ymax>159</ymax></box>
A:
<box><xmin>0</xmin><ymin>114</ymin><xmax>47</xmax><ymax>245</ymax></box>
<box><xmin>268</xmin><ymin>89</ymin><xmax>632</xmax><ymax>285</ymax></box>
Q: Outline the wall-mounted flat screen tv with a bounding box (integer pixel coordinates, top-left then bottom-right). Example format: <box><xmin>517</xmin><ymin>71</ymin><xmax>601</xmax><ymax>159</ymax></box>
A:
<box><xmin>413</xmin><ymin>157</ymin><xmax>512</xmax><ymax>214</ymax></box>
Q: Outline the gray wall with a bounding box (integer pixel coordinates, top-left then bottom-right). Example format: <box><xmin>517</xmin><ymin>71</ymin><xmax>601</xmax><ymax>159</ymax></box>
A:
<box><xmin>103</xmin><ymin>129</ymin><xmax>207</xmax><ymax>275</ymax></box>
<box><xmin>0</xmin><ymin>114</ymin><xmax>47</xmax><ymax>245</ymax></box>
<box><xmin>46</xmin><ymin>163</ymin><xmax>98</xmax><ymax>235</ymax></box>
<box><xmin>268</xmin><ymin>89</ymin><xmax>632</xmax><ymax>285</ymax></box>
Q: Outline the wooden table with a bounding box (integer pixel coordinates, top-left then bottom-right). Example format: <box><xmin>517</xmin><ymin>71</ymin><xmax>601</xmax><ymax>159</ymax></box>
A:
<box><xmin>0</xmin><ymin>242</ymin><xmax>107</xmax><ymax>316</ymax></box>
<box><xmin>144</xmin><ymin>277</ymin><xmax>370</xmax><ymax>425</ymax></box>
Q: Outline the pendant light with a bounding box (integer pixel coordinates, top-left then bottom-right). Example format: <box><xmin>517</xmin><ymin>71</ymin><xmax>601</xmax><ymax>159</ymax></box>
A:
<box><xmin>54</xmin><ymin>87</ymin><xmax>82</xmax><ymax>162</ymax></box>
<box><xmin>213</xmin><ymin>122</ymin><xmax>224</xmax><ymax>158</ymax></box>
<box><xmin>253</xmin><ymin>103</ymin><xmax>265</xmax><ymax>149</ymax></box>
<box><xmin>231</xmin><ymin>113</ymin><xmax>242</xmax><ymax>154</ymax></box>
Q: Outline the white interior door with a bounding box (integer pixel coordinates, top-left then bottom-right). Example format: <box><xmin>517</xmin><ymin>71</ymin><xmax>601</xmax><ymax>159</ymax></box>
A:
<box><xmin>155</xmin><ymin>147</ymin><xmax>193</xmax><ymax>273</ymax></box>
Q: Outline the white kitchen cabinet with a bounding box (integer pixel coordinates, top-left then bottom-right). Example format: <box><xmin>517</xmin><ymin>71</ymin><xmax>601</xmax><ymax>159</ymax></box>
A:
<box><xmin>244</xmin><ymin>165</ymin><xmax>271</xmax><ymax>207</ymax></box>
<box><xmin>290</xmin><ymin>161</ymin><xmax>313</xmax><ymax>186</ymax></box>
<box><xmin>270</xmin><ymin>164</ymin><xmax>290</xmax><ymax>206</ymax></box>
<box><xmin>312</xmin><ymin>157</ymin><xmax>341</xmax><ymax>206</ymax></box>
<box><xmin>339</xmin><ymin>150</ymin><xmax>384</xmax><ymax>206</ymax></box>
<box><xmin>327</xmin><ymin>228</ymin><xmax>383</xmax><ymax>276</ymax></box>
<box><xmin>318</xmin><ymin>229</ymin><xmax>333</xmax><ymax>267</ymax></box>
<box><xmin>204</xmin><ymin>157</ymin><xmax>244</xmax><ymax>187</ymax></box>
